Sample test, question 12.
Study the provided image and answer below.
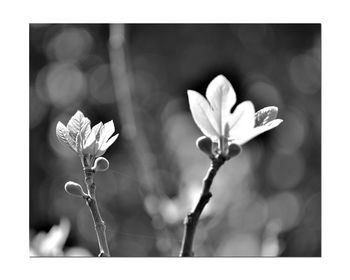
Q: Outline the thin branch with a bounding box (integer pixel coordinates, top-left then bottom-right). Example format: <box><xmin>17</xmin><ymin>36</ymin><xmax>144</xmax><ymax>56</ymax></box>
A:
<box><xmin>82</xmin><ymin>163</ymin><xmax>110</xmax><ymax>257</ymax></box>
<box><xmin>179</xmin><ymin>155</ymin><xmax>225</xmax><ymax>257</ymax></box>
<box><xmin>108</xmin><ymin>24</ymin><xmax>159</xmax><ymax>193</ymax></box>
<box><xmin>108</xmin><ymin>24</ymin><xmax>179</xmax><ymax>255</ymax></box>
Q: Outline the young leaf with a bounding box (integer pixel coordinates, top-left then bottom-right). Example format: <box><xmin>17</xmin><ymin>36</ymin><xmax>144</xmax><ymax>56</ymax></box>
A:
<box><xmin>67</xmin><ymin>110</ymin><xmax>91</xmax><ymax>140</ymax></box>
<box><xmin>255</xmin><ymin>106</ymin><xmax>278</xmax><ymax>127</ymax></box>
<box><xmin>76</xmin><ymin>132</ymin><xmax>83</xmax><ymax>154</ymax></box>
<box><xmin>206</xmin><ymin>75</ymin><xmax>237</xmax><ymax>133</ymax></box>
<box><xmin>236</xmin><ymin>119</ymin><xmax>283</xmax><ymax>145</ymax></box>
<box><xmin>187</xmin><ymin>90</ymin><xmax>220</xmax><ymax>140</ymax></box>
<box><xmin>56</xmin><ymin>122</ymin><xmax>77</xmax><ymax>152</ymax></box>
<box><xmin>228</xmin><ymin>101</ymin><xmax>255</xmax><ymax>138</ymax></box>
<box><xmin>99</xmin><ymin>121</ymin><xmax>115</xmax><ymax>147</ymax></box>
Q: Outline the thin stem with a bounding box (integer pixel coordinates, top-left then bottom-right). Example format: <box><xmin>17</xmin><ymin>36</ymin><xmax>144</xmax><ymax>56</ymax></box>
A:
<box><xmin>82</xmin><ymin>160</ymin><xmax>110</xmax><ymax>257</ymax></box>
<box><xmin>108</xmin><ymin>24</ymin><xmax>160</xmax><ymax>193</ymax></box>
<box><xmin>108</xmin><ymin>24</ymin><xmax>180</xmax><ymax>255</ymax></box>
<box><xmin>179</xmin><ymin>155</ymin><xmax>225</xmax><ymax>257</ymax></box>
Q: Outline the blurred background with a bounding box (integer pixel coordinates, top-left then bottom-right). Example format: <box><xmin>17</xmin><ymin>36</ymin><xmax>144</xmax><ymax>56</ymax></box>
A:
<box><xmin>30</xmin><ymin>24</ymin><xmax>321</xmax><ymax>257</ymax></box>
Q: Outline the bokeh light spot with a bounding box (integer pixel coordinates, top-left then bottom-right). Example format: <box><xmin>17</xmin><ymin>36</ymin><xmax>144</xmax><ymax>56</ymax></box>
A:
<box><xmin>240</xmin><ymin>198</ymin><xmax>269</xmax><ymax>231</ymax></box>
<box><xmin>46</xmin><ymin>27</ymin><xmax>93</xmax><ymax>62</ymax></box>
<box><xmin>46</xmin><ymin>62</ymin><xmax>86</xmax><ymax>107</ymax></box>
<box><xmin>246</xmin><ymin>80</ymin><xmax>283</xmax><ymax>108</ymax></box>
<box><xmin>88</xmin><ymin>64</ymin><xmax>115</xmax><ymax>104</ymax></box>
<box><xmin>267</xmin><ymin>192</ymin><xmax>301</xmax><ymax>231</ymax></box>
<box><xmin>215</xmin><ymin>233</ymin><xmax>261</xmax><ymax>256</ymax></box>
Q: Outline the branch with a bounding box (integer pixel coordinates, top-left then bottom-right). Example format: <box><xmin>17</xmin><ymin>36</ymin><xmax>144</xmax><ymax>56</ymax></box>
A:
<box><xmin>82</xmin><ymin>164</ymin><xmax>110</xmax><ymax>257</ymax></box>
<box><xmin>179</xmin><ymin>155</ymin><xmax>225</xmax><ymax>257</ymax></box>
<box><xmin>108</xmin><ymin>24</ymin><xmax>159</xmax><ymax>193</ymax></box>
<box><xmin>108</xmin><ymin>24</ymin><xmax>184</xmax><ymax>255</ymax></box>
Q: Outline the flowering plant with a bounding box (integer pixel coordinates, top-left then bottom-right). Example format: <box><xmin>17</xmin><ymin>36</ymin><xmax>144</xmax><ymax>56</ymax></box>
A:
<box><xmin>187</xmin><ymin>75</ymin><xmax>283</xmax><ymax>157</ymax></box>
<box><xmin>180</xmin><ymin>75</ymin><xmax>283</xmax><ymax>257</ymax></box>
<box><xmin>55</xmin><ymin>110</ymin><xmax>118</xmax><ymax>257</ymax></box>
<box><xmin>56</xmin><ymin>110</ymin><xmax>118</xmax><ymax>166</ymax></box>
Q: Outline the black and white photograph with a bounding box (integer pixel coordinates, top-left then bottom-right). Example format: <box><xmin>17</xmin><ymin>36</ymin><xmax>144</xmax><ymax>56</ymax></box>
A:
<box><xmin>30</xmin><ymin>24</ymin><xmax>321</xmax><ymax>257</ymax></box>
<box><xmin>4</xmin><ymin>0</ymin><xmax>350</xmax><ymax>279</ymax></box>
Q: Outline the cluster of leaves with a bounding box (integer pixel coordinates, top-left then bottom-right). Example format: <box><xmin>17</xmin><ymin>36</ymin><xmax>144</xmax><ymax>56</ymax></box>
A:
<box><xmin>56</xmin><ymin>111</ymin><xmax>118</xmax><ymax>166</ymax></box>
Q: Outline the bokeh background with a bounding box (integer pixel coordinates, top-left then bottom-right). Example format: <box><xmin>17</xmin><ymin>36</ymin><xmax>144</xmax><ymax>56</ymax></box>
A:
<box><xmin>30</xmin><ymin>24</ymin><xmax>321</xmax><ymax>257</ymax></box>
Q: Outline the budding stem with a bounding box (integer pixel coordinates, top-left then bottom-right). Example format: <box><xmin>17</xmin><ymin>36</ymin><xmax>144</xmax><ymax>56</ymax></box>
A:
<box><xmin>81</xmin><ymin>157</ymin><xmax>110</xmax><ymax>257</ymax></box>
<box><xmin>179</xmin><ymin>155</ymin><xmax>225</xmax><ymax>257</ymax></box>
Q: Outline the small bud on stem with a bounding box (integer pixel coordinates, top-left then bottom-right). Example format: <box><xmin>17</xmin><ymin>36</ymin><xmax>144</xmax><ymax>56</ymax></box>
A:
<box><xmin>64</xmin><ymin>181</ymin><xmax>87</xmax><ymax>197</ymax></box>
<box><xmin>92</xmin><ymin>157</ymin><xmax>109</xmax><ymax>172</ymax></box>
<box><xmin>226</xmin><ymin>143</ymin><xmax>242</xmax><ymax>159</ymax></box>
<box><xmin>196</xmin><ymin>136</ymin><xmax>213</xmax><ymax>156</ymax></box>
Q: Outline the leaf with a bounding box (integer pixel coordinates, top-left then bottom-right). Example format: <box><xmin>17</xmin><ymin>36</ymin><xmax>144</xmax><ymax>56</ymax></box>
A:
<box><xmin>67</xmin><ymin>110</ymin><xmax>91</xmax><ymax>140</ymax></box>
<box><xmin>76</xmin><ymin>132</ymin><xmax>83</xmax><ymax>154</ymax></box>
<box><xmin>91</xmin><ymin>122</ymin><xmax>103</xmax><ymax>141</ymax></box>
<box><xmin>206</xmin><ymin>75</ymin><xmax>237</xmax><ymax>134</ymax></box>
<box><xmin>228</xmin><ymin>101</ymin><xmax>255</xmax><ymax>139</ymax></box>
<box><xmin>56</xmin><ymin>122</ymin><xmax>77</xmax><ymax>152</ymax></box>
<box><xmin>236</xmin><ymin>119</ymin><xmax>283</xmax><ymax>145</ymax></box>
<box><xmin>99</xmin><ymin>120</ymin><xmax>115</xmax><ymax>148</ymax></box>
<box><xmin>81</xmin><ymin>119</ymin><xmax>91</xmax><ymax>140</ymax></box>
<box><xmin>97</xmin><ymin>134</ymin><xmax>119</xmax><ymax>157</ymax></box>
<box><xmin>255</xmin><ymin>106</ymin><xmax>279</xmax><ymax>127</ymax></box>
<box><xmin>187</xmin><ymin>90</ymin><xmax>220</xmax><ymax>140</ymax></box>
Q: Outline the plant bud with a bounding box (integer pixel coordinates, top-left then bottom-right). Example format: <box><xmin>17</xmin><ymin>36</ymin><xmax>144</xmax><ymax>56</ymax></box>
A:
<box><xmin>92</xmin><ymin>157</ymin><xmax>109</xmax><ymax>172</ymax></box>
<box><xmin>64</xmin><ymin>181</ymin><xmax>86</xmax><ymax>197</ymax></box>
<box><xmin>196</xmin><ymin>136</ymin><xmax>213</xmax><ymax>156</ymax></box>
<box><xmin>227</xmin><ymin>143</ymin><xmax>242</xmax><ymax>159</ymax></box>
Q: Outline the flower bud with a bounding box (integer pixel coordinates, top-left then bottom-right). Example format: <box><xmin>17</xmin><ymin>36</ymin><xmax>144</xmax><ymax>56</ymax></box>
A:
<box><xmin>92</xmin><ymin>157</ymin><xmax>109</xmax><ymax>172</ymax></box>
<box><xmin>64</xmin><ymin>181</ymin><xmax>86</xmax><ymax>197</ymax></box>
<box><xmin>226</xmin><ymin>143</ymin><xmax>242</xmax><ymax>159</ymax></box>
<box><xmin>196</xmin><ymin>136</ymin><xmax>213</xmax><ymax>156</ymax></box>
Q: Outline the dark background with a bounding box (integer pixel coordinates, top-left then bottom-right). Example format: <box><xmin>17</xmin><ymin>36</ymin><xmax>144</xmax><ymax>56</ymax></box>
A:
<box><xmin>30</xmin><ymin>24</ymin><xmax>321</xmax><ymax>257</ymax></box>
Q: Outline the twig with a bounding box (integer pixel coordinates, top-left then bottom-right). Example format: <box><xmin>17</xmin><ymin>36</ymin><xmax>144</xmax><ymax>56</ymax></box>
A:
<box><xmin>179</xmin><ymin>155</ymin><xmax>225</xmax><ymax>257</ymax></box>
<box><xmin>108</xmin><ymin>24</ymin><xmax>159</xmax><ymax>193</ymax></box>
<box><xmin>82</xmin><ymin>158</ymin><xmax>110</xmax><ymax>257</ymax></box>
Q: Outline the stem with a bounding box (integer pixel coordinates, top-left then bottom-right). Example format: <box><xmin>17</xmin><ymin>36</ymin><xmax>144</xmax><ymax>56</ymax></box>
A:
<box><xmin>82</xmin><ymin>159</ymin><xmax>110</xmax><ymax>257</ymax></box>
<box><xmin>108</xmin><ymin>24</ymin><xmax>160</xmax><ymax>193</ymax></box>
<box><xmin>109</xmin><ymin>24</ymin><xmax>179</xmax><ymax>255</ymax></box>
<box><xmin>179</xmin><ymin>155</ymin><xmax>225</xmax><ymax>257</ymax></box>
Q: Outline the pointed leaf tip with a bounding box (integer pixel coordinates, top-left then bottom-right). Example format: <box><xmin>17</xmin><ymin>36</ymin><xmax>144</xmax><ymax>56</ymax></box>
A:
<box><xmin>97</xmin><ymin>133</ymin><xmax>119</xmax><ymax>157</ymax></box>
<box><xmin>255</xmin><ymin>106</ymin><xmax>279</xmax><ymax>127</ymax></box>
<box><xmin>206</xmin><ymin>75</ymin><xmax>237</xmax><ymax>134</ymax></box>
<box><xmin>67</xmin><ymin>110</ymin><xmax>91</xmax><ymax>140</ymax></box>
